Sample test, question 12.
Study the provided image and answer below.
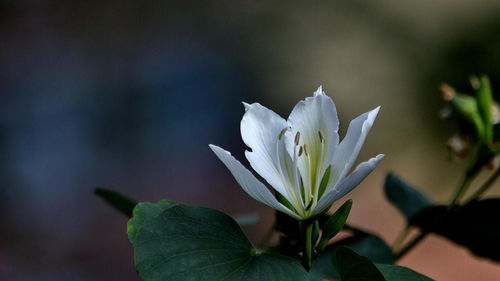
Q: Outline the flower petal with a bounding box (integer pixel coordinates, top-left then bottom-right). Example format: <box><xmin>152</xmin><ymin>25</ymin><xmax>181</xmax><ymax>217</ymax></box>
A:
<box><xmin>286</xmin><ymin>87</ymin><xmax>340</xmax><ymax>197</ymax></box>
<box><xmin>209</xmin><ymin>144</ymin><xmax>300</xmax><ymax>219</ymax></box>
<box><xmin>313</xmin><ymin>154</ymin><xmax>384</xmax><ymax>215</ymax></box>
<box><xmin>329</xmin><ymin>106</ymin><xmax>380</xmax><ymax>188</ymax></box>
<box><xmin>240</xmin><ymin>102</ymin><xmax>290</xmax><ymax>197</ymax></box>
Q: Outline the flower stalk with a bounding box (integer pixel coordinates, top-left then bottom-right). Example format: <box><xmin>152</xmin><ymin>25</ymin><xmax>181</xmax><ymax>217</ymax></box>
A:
<box><xmin>304</xmin><ymin>222</ymin><xmax>314</xmax><ymax>270</ymax></box>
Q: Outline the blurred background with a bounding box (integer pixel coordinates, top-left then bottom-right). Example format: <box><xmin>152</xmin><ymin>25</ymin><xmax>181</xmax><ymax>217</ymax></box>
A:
<box><xmin>1</xmin><ymin>0</ymin><xmax>500</xmax><ymax>280</ymax></box>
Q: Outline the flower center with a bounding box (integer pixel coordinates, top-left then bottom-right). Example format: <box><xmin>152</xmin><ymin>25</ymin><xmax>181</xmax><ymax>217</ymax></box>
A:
<box><xmin>275</xmin><ymin>128</ymin><xmax>329</xmax><ymax>217</ymax></box>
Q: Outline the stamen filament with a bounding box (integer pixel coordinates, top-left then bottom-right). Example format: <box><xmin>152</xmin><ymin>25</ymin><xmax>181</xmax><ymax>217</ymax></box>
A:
<box><xmin>275</xmin><ymin>129</ymin><xmax>301</xmax><ymax>211</ymax></box>
<box><xmin>292</xmin><ymin>135</ymin><xmax>304</xmax><ymax>212</ymax></box>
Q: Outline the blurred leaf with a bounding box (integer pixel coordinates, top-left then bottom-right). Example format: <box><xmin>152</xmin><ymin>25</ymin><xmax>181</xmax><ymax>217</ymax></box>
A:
<box><xmin>309</xmin><ymin>228</ymin><xmax>392</xmax><ymax>281</ymax></box>
<box><xmin>411</xmin><ymin>198</ymin><xmax>500</xmax><ymax>261</ymax></box>
<box><xmin>128</xmin><ymin>201</ymin><xmax>308</xmax><ymax>281</ymax></box>
<box><xmin>95</xmin><ymin>188</ymin><xmax>137</xmax><ymax>217</ymax></box>
<box><xmin>375</xmin><ymin>264</ymin><xmax>434</xmax><ymax>281</ymax></box>
<box><xmin>476</xmin><ymin>75</ymin><xmax>494</xmax><ymax>143</ymax></box>
<box><xmin>336</xmin><ymin>232</ymin><xmax>394</xmax><ymax>264</ymax></box>
<box><xmin>384</xmin><ymin>173</ymin><xmax>435</xmax><ymax>219</ymax></box>
<box><xmin>319</xmin><ymin>200</ymin><xmax>352</xmax><ymax>250</ymax></box>
<box><xmin>232</xmin><ymin>213</ymin><xmax>259</xmax><ymax>226</ymax></box>
<box><xmin>333</xmin><ymin>246</ymin><xmax>386</xmax><ymax>281</ymax></box>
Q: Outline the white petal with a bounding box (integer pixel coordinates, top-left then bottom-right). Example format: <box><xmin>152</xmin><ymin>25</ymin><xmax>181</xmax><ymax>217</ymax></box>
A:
<box><xmin>240</xmin><ymin>103</ymin><xmax>291</xmax><ymax>198</ymax></box>
<box><xmin>313</xmin><ymin>85</ymin><xmax>323</xmax><ymax>96</ymax></box>
<box><xmin>329</xmin><ymin>107</ymin><xmax>380</xmax><ymax>188</ymax></box>
<box><xmin>313</xmin><ymin>154</ymin><xmax>384</xmax><ymax>215</ymax></box>
<box><xmin>209</xmin><ymin>144</ymin><xmax>300</xmax><ymax>219</ymax></box>
<box><xmin>286</xmin><ymin>87</ymin><xmax>340</xmax><ymax>195</ymax></box>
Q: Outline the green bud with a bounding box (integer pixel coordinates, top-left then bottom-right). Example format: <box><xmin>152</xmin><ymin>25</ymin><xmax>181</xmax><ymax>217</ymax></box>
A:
<box><xmin>445</xmin><ymin>86</ymin><xmax>485</xmax><ymax>142</ymax></box>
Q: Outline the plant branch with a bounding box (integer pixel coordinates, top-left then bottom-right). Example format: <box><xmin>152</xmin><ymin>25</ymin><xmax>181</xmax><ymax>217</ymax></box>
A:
<box><xmin>465</xmin><ymin>167</ymin><xmax>500</xmax><ymax>203</ymax></box>
<box><xmin>449</xmin><ymin>175</ymin><xmax>474</xmax><ymax>206</ymax></box>
<box><xmin>392</xmin><ymin>225</ymin><xmax>410</xmax><ymax>251</ymax></box>
<box><xmin>396</xmin><ymin>169</ymin><xmax>478</xmax><ymax>259</ymax></box>
<box><xmin>394</xmin><ymin>231</ymin><xmax>428</xmax><ymax>260</ymax></box>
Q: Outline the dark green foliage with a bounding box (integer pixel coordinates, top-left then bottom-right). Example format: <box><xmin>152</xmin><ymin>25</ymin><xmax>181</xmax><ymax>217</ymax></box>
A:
<box><xmin>128</xmin><ymin>201</ymin><xmax>309</xmax><ymax>281</ymax></box>
<box><xmin>333</xmin><ymin>246</ymin><xmax>386</xmax><ymax>281</ymax></box>
<box><xmin>334</xmin><ymin>230</ymin><xmax>394</xmax><ymax>264</ymax></box>
<box><xmin>384</xmin><ymin>174</ymin><xmax>435</xmax><ymax>219</ymax></box>
<box><xmin>376</xmin><ymin>264</ymin><xmax>434</xmax><ymax>281</ymax></box>
<box><xmin>411</xmin><ymin>198</ymin><xmax>500</xmax><ymax>261</ymax></box>
<box><xmin>309</xmin><ymin>227</ymin><xmax>393</xmax><ymax>281</ymax></box>
<box><xmin>332</xmin><ymin>247</ymin><xmax>434</xmax><ymax>281</ymax></box>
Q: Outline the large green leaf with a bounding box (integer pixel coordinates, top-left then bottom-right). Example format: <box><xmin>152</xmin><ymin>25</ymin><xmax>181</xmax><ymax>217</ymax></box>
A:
<box><xmin>333</xmin><ymin>246</ymin><xmax>386</xmax><ymax>281</ymax></box>
<box><xmin>128</xmin><ymin>201</ymin><xmax>308</xmax><ymax>281</ymax></box>
<box><xmin>375</xmin><ymin>264</ymin><xmax>434</xmax><ymax>281</ymax></box>
<box><xmin>384</xmin><ymin>173</ymin><xmax>435</xmax><ymax>219</ymax></box>
<box><xmin>309</xmin><ymin>229</ymin><xmax>393</xmax><ymax>281</ymax></box>
<box><xmin>410</xmin><ymin>198</ymin><xmax>500</xmax><ymax>261</ymax></box>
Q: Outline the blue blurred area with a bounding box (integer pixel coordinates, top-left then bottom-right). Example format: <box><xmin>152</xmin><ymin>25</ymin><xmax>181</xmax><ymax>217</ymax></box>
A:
<box><xmin>1</xmin><ymin>0</ymin><xmax>500</xmax><ymax>280</ymax></box>
<box><xmin>1</xmin><ymin>2</ymin><xmax>255</xmax><ymax>280</ymax></box>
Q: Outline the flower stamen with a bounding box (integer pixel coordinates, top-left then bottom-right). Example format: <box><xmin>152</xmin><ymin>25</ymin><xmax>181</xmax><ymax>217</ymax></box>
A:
<box><xmin>295</xmin><ymin>132</ymin><xmax>301</xmax><ymax>145</ymax></box>
<box><xmin>275</xmin><ymin>128</ymin><xmax>301</xmax><ymax>211</ymax></box>
<box><xmin>318</xmin><ymin>130</ymin><xmax>325</xmax><ymax>143</ymax></box>
<box><xmin>278</xmin><ymin>127</ymin><xmax>288</xmax><ymax>140</ymax></box>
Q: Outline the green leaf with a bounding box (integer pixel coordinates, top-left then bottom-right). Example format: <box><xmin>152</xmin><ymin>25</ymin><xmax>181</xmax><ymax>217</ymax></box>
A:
<box><xmin>319</xmin><ymin>200</ymin><xmax>352</xmax><ymax>251</ymax></box>
<box><xmin>95</xmin><ymin>188</ymin><xmax>137</xmax><ymax>217</ymax></box>
<box><xmin>375</xmin><ymin>264</ymin><xmax>434</xmax><ymax>281</ymax></box>
<box><xmin>333</xmin><ymin>246</ymin><xmax>386</xmax><ymax>281</ymax></box>
<box><xmin>476</xmin><ymin>75</ymin><xmax>494</xmax><ymax>143</ymax></box>
<box><xmin>384</xmin><ymin>174</ymin><xmax>435</xmax><ymax>219</ymax></box>
<box><xmin>329</xmin><ymin>247</ymin><xmax>434</xmax><ymax>281</ymax></box>
<box><xmin>336</xmin><ymin>231</ymin><xmax>394</xmax><ymax>264</ymax></box>
<box><xmin>128</xmin><ymin>201</ymin><xmax>308</xmax><ymax>281</ymax></box>
<box><xmin>309</xmin><ymin>229</ymin><xmax>392</xmax><ymax>281</ymax></box>
<box><xmin>410</xmin><ymin>198</ymin><xmax>500</xmax><ymax>261</ymax></box>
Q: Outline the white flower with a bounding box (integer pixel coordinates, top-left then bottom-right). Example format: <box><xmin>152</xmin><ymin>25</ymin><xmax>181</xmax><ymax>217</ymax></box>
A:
<box><xmin>209</xmin><ymin>87</ymin><xmax>384</xmax><ymax>220</ymax></box>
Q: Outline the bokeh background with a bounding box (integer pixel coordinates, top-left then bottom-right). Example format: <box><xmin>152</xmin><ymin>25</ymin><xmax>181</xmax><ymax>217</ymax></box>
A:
<box><xmin>1</xmin><ymin>1</ymin><xmax>500</xmax><ymax>280</ymax></box>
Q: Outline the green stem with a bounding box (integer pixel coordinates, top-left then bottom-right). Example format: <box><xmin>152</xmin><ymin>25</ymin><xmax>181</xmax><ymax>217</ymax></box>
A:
<box><xmin>465</xmin><ymin>167</ymin><xmax>500</xmax><ymax>204</ymax></box>
<box><xmin>394</xmin><ymin>231</ymin><xmax>428</xmax><ymax>260</ymax></box>
<box><xmin>450</xmin><ymin>174</ymin><xmax>474</xmax><ymax>206</ymax></box>
<box><xmin>392</xmin><ymin>225</ymin><xmax>410</xmax><ymax>251</ymax></box>
<box><xmin>305</xmin><ymin>223</ymin><xmax>313</xmax><ymax>269</ymax></box>
<box><xmin>396</xmin><ymin>170</ymin><xmax>477</xmax><ymax>259</ymax></box>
